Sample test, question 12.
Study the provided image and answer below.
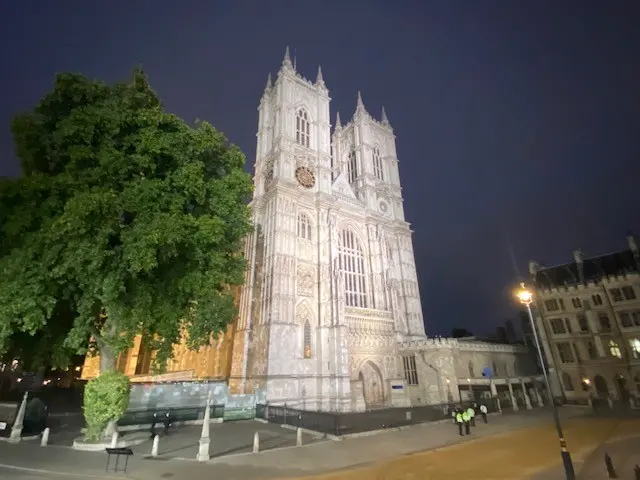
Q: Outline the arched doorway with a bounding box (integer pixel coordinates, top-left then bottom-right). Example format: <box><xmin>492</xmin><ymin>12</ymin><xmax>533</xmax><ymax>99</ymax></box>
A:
<box><xmin>594</xmin><ymin>375</ymin><xmax>609</xmax><ymax>397</ymax></box>
<box><xmin>359</xmin><ymin>361</ymin><xmax>385</xmax><ymax>408</ymax></box>
<box><xmin>615</xmin><ymin>374</ymin><xmax>629</xmax><ymax>400</ymax></box>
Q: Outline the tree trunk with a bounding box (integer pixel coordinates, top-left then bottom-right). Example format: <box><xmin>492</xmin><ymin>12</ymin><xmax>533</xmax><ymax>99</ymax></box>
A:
<box><xmin>95</xmin><ymin>327</ymin><xmax>118</xmax><ymax>439</ymax></box>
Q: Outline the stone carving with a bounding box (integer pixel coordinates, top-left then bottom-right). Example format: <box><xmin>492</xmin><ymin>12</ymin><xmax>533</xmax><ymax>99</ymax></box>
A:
<box><xmin>296</xmin><ymin>264</ymin><xmax>314</xmax><ymax>297</ymax></box>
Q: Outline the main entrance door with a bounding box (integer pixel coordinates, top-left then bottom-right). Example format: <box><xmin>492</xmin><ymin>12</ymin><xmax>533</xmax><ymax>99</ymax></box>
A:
<box><xmin>359</xmin><ymin>361</ymin><xmax>385</xmax><ymax>408</ymax></box>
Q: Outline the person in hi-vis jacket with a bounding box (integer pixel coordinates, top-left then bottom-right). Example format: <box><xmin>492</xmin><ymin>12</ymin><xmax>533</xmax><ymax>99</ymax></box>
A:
<box><xmin>455</xmin><ymin>410</ymin><xmax>464</xmax><ymax>436</ymax></box>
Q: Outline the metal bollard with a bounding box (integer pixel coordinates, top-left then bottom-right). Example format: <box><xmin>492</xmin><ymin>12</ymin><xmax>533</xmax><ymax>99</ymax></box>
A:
<box><xmin>253</xmin><ymin>432</ymin><xmax>260</xmax><ymax>453</ymax></box>
<box><xmin>40</xmin><ymin>427</ymin><xmax>50</xmax><ymax>447</ymax></box>
<box><xmin>604</xmin><ymin>453</ymin><xmax>618</xmax><ymax>479</ymax></box>
<box><xmin>296</xmin><ymin>427</ymin><xmax>302</xmax><ymax>446</ymax></box>
<box><xmin>110</xmin><ymin>431</ymin><xmax>119</xmax><ymax>448</ymax></box>
<box><xmin>151</xmin><ymin>434</ymin><xmax>159</xmax><ymax>457</ymax></box>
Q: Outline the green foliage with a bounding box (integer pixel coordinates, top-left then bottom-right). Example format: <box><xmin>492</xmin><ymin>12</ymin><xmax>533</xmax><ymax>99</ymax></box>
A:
<box><xmin>83</xmin><ymin>372</ymin><xmax>130</xmax><ymax>440</ymax></box>
<box><xmin>0</xmin><ymin>67</ymin><xmax>253</xmax><ymax>372</ymax></box>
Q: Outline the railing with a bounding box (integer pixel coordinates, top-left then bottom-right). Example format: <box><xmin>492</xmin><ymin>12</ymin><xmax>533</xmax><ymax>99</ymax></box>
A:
<box><xmin>257</xmin><ymin>397</ymin><xmax>501</xmax><ymax>436</ymax></box>
<box><xmin>118</xmin><ymin>404</ymin><xmax>225</xmax><ymax>426</ymax></box>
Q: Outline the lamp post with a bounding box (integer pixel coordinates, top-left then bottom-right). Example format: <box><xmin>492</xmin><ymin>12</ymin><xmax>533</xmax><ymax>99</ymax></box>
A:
<box><xmin>516</xmin><ymin>283</ymin><xmax>575</xmax><ymax>480</ymax></box>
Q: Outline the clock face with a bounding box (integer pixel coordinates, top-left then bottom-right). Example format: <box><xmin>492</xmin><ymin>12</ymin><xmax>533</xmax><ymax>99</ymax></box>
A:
<box><xmin>379</xmin><ymin>201</ymin><xmax>389</xmax><ymax>214</ymax></box>
<box><xmin>296</xmin><ymin>166</ymin><xmax>316</xmax><ymax>189</ymax></box>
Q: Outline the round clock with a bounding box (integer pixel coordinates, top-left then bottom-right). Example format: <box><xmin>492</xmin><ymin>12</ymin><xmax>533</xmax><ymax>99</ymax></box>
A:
<box><xmin>379</xmin><ymin>201</ymin><xmax>389</xmax><ymax>213</ymax></box>
<box><xmin>296</xmin><ymin>166</ymin><xmax>316</xmax><ymax>189</ymax></box>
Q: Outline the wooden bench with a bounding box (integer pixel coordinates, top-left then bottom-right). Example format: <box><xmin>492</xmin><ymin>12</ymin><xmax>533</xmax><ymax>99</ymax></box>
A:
<box><xmin>105</xmin><ymin>447</ymin><xmax>133</xmax><ymax>473</ymax></box>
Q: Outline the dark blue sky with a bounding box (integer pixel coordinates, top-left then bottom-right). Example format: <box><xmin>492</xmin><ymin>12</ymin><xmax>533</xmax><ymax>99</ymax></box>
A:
<box><xmin>1</xmin><ymin>1</ymin><xmax>639</xmax><ymax>336</ymax></box>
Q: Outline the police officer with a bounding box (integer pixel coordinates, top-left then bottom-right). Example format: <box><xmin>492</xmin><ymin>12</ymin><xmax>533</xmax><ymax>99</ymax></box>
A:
<box><xmin>479</xmin><ymin>403</ymin><xmax>488</xmax><ymax>423</ymax></box>
<box><xmin>455</xmin><ymin>409</ymin><xmax>464</xmax><ymax>436</ymax></box>
<box><xmin>467</xmin><ymin>405</ymin><xmax>476</xmax><ymax>427</ymax></box>
<box><xmin>462</xmin><ymin>409</ymin><xmax>471</xmax><ymax>435</ymax></box>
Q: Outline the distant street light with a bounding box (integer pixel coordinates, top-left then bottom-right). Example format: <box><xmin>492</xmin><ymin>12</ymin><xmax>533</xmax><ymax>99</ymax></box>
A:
<box><xmin>516</xmin><ymin>282</ymin><xmax>576</xmax><ymax>480</ymax></box>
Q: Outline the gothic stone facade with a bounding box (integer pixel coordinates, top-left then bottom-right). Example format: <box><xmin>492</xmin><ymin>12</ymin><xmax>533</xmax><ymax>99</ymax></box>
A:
<box><xmin>228</xmin><ymin>49</ymin><xmax>425</xmax><ymax>412</ymax></box>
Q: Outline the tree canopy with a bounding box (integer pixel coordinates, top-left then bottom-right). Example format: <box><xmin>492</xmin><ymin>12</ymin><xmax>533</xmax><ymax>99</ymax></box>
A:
<box><xmin>0</xmin><ymin>68</ymin><xmax>253</xmax><ymax>372</ymax></box>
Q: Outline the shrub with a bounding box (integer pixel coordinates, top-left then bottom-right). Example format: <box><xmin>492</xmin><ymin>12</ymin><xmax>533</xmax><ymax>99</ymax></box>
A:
<box><xmin>83</xmin><ymin>372</ymin><xmax>130</xmax><ymax>441</ymax></box>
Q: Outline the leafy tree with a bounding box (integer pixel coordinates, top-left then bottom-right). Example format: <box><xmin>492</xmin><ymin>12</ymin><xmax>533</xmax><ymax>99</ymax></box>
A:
<box><xmin>451</xmin><ymin>328</ymin><xmax>473</xmax><ymax>338</ymax></box>
<box><xmin>0</xmin><ymin>68</ymin><xmax>252</xmax><ymax>376</ymax></box>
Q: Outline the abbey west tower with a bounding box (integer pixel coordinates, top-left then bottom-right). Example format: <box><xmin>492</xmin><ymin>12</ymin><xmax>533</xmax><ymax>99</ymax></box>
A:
<box><xmin>229</xmin><ymin>48</ymin><xmax>425</xmax><ymax>412</ymax></box>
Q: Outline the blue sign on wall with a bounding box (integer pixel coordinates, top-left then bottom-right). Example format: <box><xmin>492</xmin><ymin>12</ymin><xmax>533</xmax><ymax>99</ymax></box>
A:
<box><xmin>391</xmin><ymin>385</ymin><xmax>404</xmax><ymax>390</ymax></box>
<box><xmin>482</xmin><ymin>366</ymin><xmax>493</xmax><ymax>377</ymax></box>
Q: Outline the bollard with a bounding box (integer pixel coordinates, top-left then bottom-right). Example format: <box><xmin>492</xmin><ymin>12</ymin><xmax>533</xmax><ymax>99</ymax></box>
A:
<box><xmin>296</xmin><ymin>427</ymin><xmax>302</xmax><ymax>447</ymax></box>
<box><xmin>110</xmin><ymin>431</ymin><xmax>119</xmax><ymax>448</ymax></box>
<box><xmin>634</xmin><ymin>464</ymin><xmax>640</xmax><ymax>480</ymax></box>
<box><xmin>151</xmin><ymin>434</ymin><xmax>159</xmax><ymax>457</ymax></box>
<box><xmin>604</xmin><ymin>453</ymin><xmax>618</xmax><ymax>479</ymax></box>
<box><xmin>253</xmin><ymin>432</ymin><xmax>260</xmax><ymax>453</ymax></box>
<box><xmin>40</xmin><ymin>427</ymin><xmax>50</xmax><ymax>447</ymax></box>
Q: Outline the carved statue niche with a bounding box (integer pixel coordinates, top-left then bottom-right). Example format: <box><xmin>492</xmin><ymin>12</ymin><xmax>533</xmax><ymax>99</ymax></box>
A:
<box><xmin>296</xmin><ymin>264</ymin><xmax>314</xmax><ymax>297</ymax></box>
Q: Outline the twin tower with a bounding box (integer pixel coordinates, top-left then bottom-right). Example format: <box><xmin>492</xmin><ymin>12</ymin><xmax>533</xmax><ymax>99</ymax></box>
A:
<box><xmin>228</xmin><ymin>48</ymin><xmax>426</xmax><ymax>412</ymax></box>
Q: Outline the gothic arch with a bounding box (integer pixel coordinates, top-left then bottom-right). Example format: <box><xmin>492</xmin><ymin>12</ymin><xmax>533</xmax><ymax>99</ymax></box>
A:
<box><xmin>296</xmin><ymin>300</ymin><xmax>316</xmax><ymax>359</ymax></box>
<box><xmin>358</xmin><ymin>360</ymin><xmax>386</xmax><ymax>407</ymax></box>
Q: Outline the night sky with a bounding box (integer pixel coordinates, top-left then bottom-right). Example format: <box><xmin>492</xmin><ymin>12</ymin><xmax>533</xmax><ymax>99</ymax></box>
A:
<box><xmin>1</xmin><ymin>2</ymin><xmax>639</xmax><ymax>337</ymax></box>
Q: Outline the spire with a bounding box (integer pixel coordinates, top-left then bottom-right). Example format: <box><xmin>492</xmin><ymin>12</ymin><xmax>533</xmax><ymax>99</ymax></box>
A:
<box><xmin>356</xmin><ymin>91</ymin><xmax>365</xmax><ymax>110</ymax></box>
<box><xmin>335</xmin><ymin>111</ymin><xmax>342</xmax><ymax>129</ymax></box>
<box><xmin>316</xmin><ymin>65</ymin><xmax>325</xmax><ymax>87</ymax></box>
<box><xmin>381</xmin><ymin>106</ymin><xmax>390</xmax><ymax>126</ymax></box>
<box><xmin>282</xmin><ymin>46</ymin><xmax>293</xmax><ymax>69</ymax></box>
<box><xmin>264</xmin><ymin>73</ymin><xmax>272</xmax><ymax>92</ymax></box>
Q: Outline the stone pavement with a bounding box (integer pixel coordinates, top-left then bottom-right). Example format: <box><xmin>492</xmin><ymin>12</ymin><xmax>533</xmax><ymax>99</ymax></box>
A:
<box><xmin>0</xmin><ymin>408</ymin><xmax>592</xmax><ymax>480</ymax></box>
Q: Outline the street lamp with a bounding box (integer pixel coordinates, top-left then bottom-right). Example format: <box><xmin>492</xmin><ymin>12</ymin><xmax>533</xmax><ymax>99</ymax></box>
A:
<box><xmin>516</xmin><ymin>282</ymin><xmax>576</xmax><ymax>480</ymax></box>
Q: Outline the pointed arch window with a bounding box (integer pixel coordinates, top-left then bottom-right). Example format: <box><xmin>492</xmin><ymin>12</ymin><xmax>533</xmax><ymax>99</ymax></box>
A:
<box><xmin>372</xmin><ymin>147</ymin><xmax>384</xmax><ymax>181</ymax></box>
<box><xmin>296</xmin><ymin>108</ymin><xmax>310</xmax><ymax>148</ymax></box>
<box><xmin>347</xmin><ymin>149</ymin><xmax>358</xmax><ymax>185</ymax></box>
<box><xmin>297</xmin><ymin>213</ymin><xmax>312</xmax><ymax>240</ymax></box>
<box><xmin>303</xmin><ymin>319</ymin><xmax>312</xmax><ymax>358</ymax></box>
<box><xmin>629</xmin><ymin>338</ymin><xmax>640</xmax><ymax>359</ymax></box>
<box><xmin>339</xmin><ymin>229</ymin><xmax>368</xmax><ymax>308</ymax></box>
<box><xmin>609</xmin><ymin>340</ymin><xmax>622</xmax><ymax>359</ymax></box>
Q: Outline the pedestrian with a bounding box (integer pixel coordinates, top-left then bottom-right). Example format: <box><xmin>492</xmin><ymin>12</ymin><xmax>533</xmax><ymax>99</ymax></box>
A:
<box><xmin>451</xmin><ymin>406</ymin><xmax>457</xmax><ymax>424</ymax></box>
<box><xmin>462</xmin><ymin>410</ymin><xmax>471</xmax><ymax>435</ymax></box>
<box><xmin>455</xmin><ymin>410</ymin><xmax>464</xmax><ymax>436</ymax></box>
<box><xmin>163</xmin><ymin>411</ymin><xmax>172</xmax><ymax>435</ymax></box>
<box><xmin>480</xmin><ymin>403</ymin><xmax>488</xmax><ymax>423</ymax></box>
<box><xmin>150</xmin><ymin>412</ymin><xmax>158</xmax><ymax>438</ymax></box>
<box><xmin>467</xmin><ymin>405</ymin><xmax>475</xmax><ymax>427</ymax></box>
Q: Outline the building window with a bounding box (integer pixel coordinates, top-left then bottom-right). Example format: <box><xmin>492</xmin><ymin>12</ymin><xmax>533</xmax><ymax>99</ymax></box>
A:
<box><xmin>571</xmin><ymin>298</ymin><xmax>582</xmax><ymax>309</ymax></box>
<box><xmin>557</xmin><ymin>342</ymin><xmax>575</xmax><ymax>363</ymax></box>
<box><xmin>578</xmin><ymin>315</ymin><xmax>589</xmax><ymax>332</ymax></box>
<box><xmin>492</xmin><ymin>361</ymin><xmax>499</xmax><ymax>376</ymax></box>
<box><xmin>339</xmin><ymin>229</ymin><xmax>368</xmax><ymax>308</ymax></box>
<box><xmin>303</xmin><ymin>319</ymin><xmax>311</xmax><ymax>359</ymax></box>
<box><xmin>468</xmin><ymin>361</ymin><xmax>474</xmax><ymax>378</ymax></box>
<box><xmin>598</xmin><ymin>313</ymin><xmax>611</xmax><ymax>333</ymax></box>
<box><xmin>587</xmin><ymin>341</ymin><xmax>598</xmax><ymax>359</ymax></box>
<box><xmin>372</xmin><ymin>147</ymin><xmax>384</xmax><ymax>181</ymax></box>
<box><xmin>550</xmin><ymin>318</ymin><xmax>567</xmax><ymax>335</ymax></box>
<box><xmin>561</xmin><ymin>372</ymin><xmax>574</xmax><ymax>391</ymax></box>
<box><xmin>609</xmin><ymin>340</ymin><xmax>622</xmax><ymax>359</ymax></box>
<box><xmin>592</xmin><ymin>294</ymin><xmax>603</xmax><ymax>306</ymax></box>
<box><xmin>622</xmin><ymin>286</ymin><xmax>637</xmax><ymax>300</ymax></box>
<box><xmin>403</xmin><ymin>355</ymin><xmax>419</xmax><ymax>385</ymax></box>
<box><xmin>564</xmin><ymin>318</ymin><xmax>573</xmax><ymax>333</ymax></box>
<box><xmin>347</xmin><ymin>149</ymin><xmax>358</xmax><ymax>185</ymax></box>
<box><xmin>545</xmin><ymin>299</ymin><xmax>560</xmax><ymax>312</ymax></box>
<box><xmin>297</xmin><ymin>213</ymin><xmax>312</xmax><ymax>240</ymax></box>
<box><xmin>610</xmin><ymin>288</ymin><xmax>623</xmax><ymax>302</ymax></box>
<box><xmin>134</xmin><ymin>340</ymin><xmax>153</xmax><ymax>375</ymax></box>
<box><xmin>295</xmin><ymin>108</ymin><xmax>310</xmax><ymax>148</ymax></box>
<box><xmin>629</xmin><ymin>338</ymin><xmax>640</xmax><ymax>359</ymax></box>
<box><xmin>620</xmin><ymin>311</ymin><xmax>640</xmax><ymax>328</ymax></box>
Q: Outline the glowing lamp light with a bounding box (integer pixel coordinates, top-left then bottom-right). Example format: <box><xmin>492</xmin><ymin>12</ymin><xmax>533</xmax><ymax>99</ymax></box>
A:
<box><xmin>516</xmin><ymin>283</ymin><xmax>534</xmax><ymax>305</ymax></box>
<box><xmin>582</xmin><ymin>378</ymin><xmax>591</xmax><ymax>386</ymax></box>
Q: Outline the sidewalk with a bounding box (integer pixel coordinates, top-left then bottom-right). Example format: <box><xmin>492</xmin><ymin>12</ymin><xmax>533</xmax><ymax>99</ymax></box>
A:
<box><xmin>0</xmin><ymin>408</ymin><xmax>587</xmax><ymax>480</ymax></box>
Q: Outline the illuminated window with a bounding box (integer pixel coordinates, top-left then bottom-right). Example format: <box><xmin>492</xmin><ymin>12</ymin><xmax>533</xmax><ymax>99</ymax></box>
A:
<box><xmin>303</xmin><ymin>320</ymin><xmax>311</xmax><ymax>359</ymax></box>
<box><xmin>630</xmin><ymin>338</ymin><xmax>640</xmax><ymax>359</ymax></box>
<box><xmin>295</xmin><ymin>108</ymin><xmax>310</xmax><ymax>148</ymax></box>
<box><xmin>372</xmin><ymin>148</ymin><xmax>384</xmax><ymax>181</ymax></box>
<box><xmin>339</xmin><ymin>229</ymin><xmax>367</xmax><ymax>308</ymax></box>
<box><xmin>609</xmin><ymin>340</ymin><xmax>622</xmax><ymax>359</ymax></box>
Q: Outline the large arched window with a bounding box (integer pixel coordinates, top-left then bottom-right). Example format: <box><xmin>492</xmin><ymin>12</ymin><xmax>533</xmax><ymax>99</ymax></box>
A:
<box><xmin>347</xmin><ymin>149</ymin><xmax>358</xmax><ymax>185</ymax></box>
<box><xmin>372</xmin><ymin>147</ymin><xmax>384</xmax><ymax>181</ymax></box>
<box><xmin>296</xmin><ymin>108</ymin><xmax>310</xmax><ymax>148</ymax></box>
<box><xmin>297</xmin><ymin>213</ymin><xmax>312</xmax><ymax>240</ymax></box>
<box><xmin>303</xmin><ymin>319</ymin><xmax>312</xmax><ymax>359</ymax></box>
<box><xmin>339</xmin><ymin>229</ymin><xmax>368</xmax><ymax>308</ymax></box>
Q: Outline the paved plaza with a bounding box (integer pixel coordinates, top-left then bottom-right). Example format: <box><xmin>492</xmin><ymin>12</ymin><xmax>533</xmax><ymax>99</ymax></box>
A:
<box><xmin>0</xmin><ymin>408</ymin><xmax>638</xmax><ymax>479</ymax></box>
